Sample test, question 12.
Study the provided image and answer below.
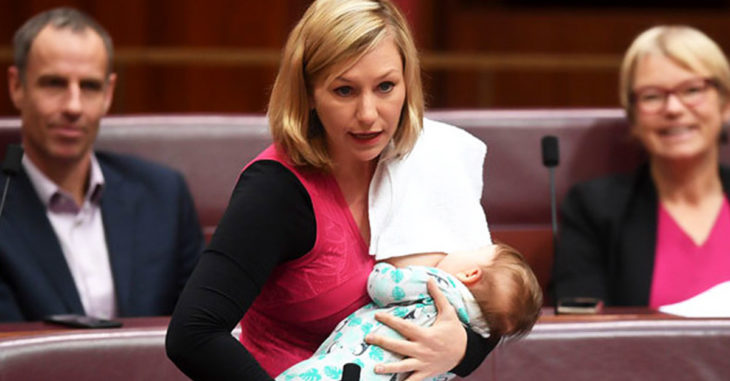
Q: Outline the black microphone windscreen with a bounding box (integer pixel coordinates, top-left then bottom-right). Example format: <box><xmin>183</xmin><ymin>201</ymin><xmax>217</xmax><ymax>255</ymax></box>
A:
<box><xmin>341</xmin><ymin>363</ymin><xmax>361</xmax><ymax>381</ymax></box>
<box><xmin>541</xmin><ymin>136</ymin><xmax>559</xmax><ymax>167</ymax></box>
<box><xmin>2</xmin><ymin>144</ymin><xmax>24</xmax><ymax>176</ymax></box>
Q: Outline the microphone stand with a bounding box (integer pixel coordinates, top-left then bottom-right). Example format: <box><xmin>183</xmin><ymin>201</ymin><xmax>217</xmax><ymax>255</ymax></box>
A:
<box><xmin>341</xmin><ymin>363</ymin><xmax>361</xmax><ymax>381</ymax></box>
<box><xmin>548</xmin><ymin>165</ymin><xmax>558</xmax><ymax>245</ymax></box>
<box><xmin>540</xmin><ymin>135</ymin><xmax>560</xmax><ymax>254</ymax></box>
<box><xmin>0</xmin><ymin>176</ymin><xmax>11</xmax><ymax>220</ymax></box>
<box><xmin>0</xmin><ymin>144</ymin><xmax>24</xmax><ymax>220</ymax></box>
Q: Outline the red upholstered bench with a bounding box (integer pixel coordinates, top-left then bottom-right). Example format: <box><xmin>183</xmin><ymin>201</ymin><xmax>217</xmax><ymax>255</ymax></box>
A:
<box><xmin>3</xmin><ymin>110</ymin><xmax>729</xmax><ymax>302</ymax></box>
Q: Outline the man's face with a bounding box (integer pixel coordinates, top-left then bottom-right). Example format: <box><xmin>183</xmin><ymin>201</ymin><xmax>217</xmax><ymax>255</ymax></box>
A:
<box><xmin>8</xmin><ymin>25</ymin><xmax>116</xmax><ymax>166</ymax></box>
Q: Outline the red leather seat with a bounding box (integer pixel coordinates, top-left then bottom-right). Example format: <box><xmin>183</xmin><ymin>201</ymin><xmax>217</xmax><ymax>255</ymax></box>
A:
<box><xmin>3</xmin><ymin>110</ymin><xmax>729</xmax><ymax>301</ymax></box>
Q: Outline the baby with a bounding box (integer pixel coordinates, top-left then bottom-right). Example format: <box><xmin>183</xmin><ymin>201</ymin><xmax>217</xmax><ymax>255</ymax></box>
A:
<box><xmin>277</xmin><ymin>243</ymin><xmax>542</xmax><ymax>381</ymax></box>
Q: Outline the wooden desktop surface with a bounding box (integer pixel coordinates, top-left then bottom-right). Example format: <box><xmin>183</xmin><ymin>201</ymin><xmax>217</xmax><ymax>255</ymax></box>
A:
<box><xmin>1</xmin><ymin>310</ymin><xmax>728</xmax><ymax>381</ymax></box>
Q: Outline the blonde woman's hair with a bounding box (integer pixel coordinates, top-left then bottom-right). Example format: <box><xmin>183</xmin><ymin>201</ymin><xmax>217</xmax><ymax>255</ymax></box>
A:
<box><xmin>470</xmin><ymin>243</ymin><xmax>543</xmax><ymax>338</ymax></box>
<box><xmin>267</xmin><ymin>0</ymin><xmax>424</xmax><ymax>170</ymax></box>
<box><xmin>620</xmin><ymin>25</ymin><xmax>730</xmax><ymax>123</ymax></box>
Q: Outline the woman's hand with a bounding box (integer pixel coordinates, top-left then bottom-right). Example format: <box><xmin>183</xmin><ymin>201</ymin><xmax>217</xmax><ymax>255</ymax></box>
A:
<box><xmin>364</xmin><ymin>278</ymin><xmax>467</xmax><ymax>381</ymax></box>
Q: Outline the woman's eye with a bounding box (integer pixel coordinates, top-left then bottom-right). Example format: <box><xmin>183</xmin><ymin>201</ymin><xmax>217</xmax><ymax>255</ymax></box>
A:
<box><xmin>682</xmin><ymin>86</ymin><xmax>703</xmax><ymax>95</ymax></box>
<box><xmin>640</xmin><ymin>92</ymin><xmax>663</xmax><ymax>102</ymax></box>
<box><xmin>378</xmin><ymin>81</ymin><xmax>395</xmax><ymax>93</ymax></box>
<box><xmin>334</xmin><ymin>86</ymin><xmax>353</xmax><ymax>97</ymax></box>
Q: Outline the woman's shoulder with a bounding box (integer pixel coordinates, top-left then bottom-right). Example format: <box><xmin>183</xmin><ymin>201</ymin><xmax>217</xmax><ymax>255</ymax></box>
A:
<box><xmin>564</xmin><ymin>164</ymin><xmax>652</xmax><ymax>216</ymax></box>
<box><xmin>237</xmin><ymin>160</ymin><xmax>311</xmax><ymax>204</ymax></box>
<box><xmin>420</xmin><ymin>118</ymin><xmax>486</xmax><ymax>156</ymax></box>
<box><xmin>570</xmin><ymin>164</ymin><xmax>649</xmax><ymax>196</ymax></box>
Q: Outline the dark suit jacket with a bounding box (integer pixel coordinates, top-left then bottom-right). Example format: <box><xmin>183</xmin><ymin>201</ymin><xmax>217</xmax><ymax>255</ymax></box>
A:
<box><xmin>551</xmin><ymin>163</ymin><xmax>730</xmax><ymax>306</ymax></box>
<box><xmin>0</xmin><ymin>151</ymin><xmax>204</xmax><ymax>321</ymax></box>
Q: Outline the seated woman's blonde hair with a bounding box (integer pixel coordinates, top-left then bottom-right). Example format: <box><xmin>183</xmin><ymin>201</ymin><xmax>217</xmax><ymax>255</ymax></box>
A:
<box><xmin>267</xmin><ymin>0</ymin><xmax>424</xmax><ymax>170</ymax></box>
<box><xmin>620</xmin><ymin>25</ymin><xmax>730</xmax><ymax>123</ymax></box>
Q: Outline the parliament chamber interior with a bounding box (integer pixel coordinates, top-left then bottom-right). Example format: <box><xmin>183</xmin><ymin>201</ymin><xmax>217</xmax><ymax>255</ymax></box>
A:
<box><xmin>1</xmin><ymin>1</ymin><xmax>730</xmax><ymax>380</ymax></box>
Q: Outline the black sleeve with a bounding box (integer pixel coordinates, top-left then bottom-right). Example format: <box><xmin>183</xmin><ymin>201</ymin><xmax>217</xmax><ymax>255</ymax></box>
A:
<box><xmin>551</xmin><ymin>183</ymin><xmax>609</xmax><ymax>303</ymax></box>
<box><xmin>166</xmin><ymin>160</ymin><xmax>315</xmax><ymax>380</ymax></box>
<box><xmin>451</xmin><ymin>329</ymin><xmax>500</xmax><ymax>377</ymax></box>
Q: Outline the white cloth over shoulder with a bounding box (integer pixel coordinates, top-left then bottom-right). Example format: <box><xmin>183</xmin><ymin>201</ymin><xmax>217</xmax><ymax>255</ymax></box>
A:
<box><xmin>369</xmin><ymin>118</ymin><xmax>491</xmax><ymax>260</ymax></box>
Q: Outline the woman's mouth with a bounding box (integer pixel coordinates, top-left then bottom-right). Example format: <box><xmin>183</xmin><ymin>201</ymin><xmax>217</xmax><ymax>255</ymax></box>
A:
<box><xmin>349</xmin><ymin>131</ymin><xmax>383</xmax><ymax>143</ymax></box>
<box><xmin>658</xmin><ymin>125</ymin><xmax>694</xmax><ymax>136</ymax></box>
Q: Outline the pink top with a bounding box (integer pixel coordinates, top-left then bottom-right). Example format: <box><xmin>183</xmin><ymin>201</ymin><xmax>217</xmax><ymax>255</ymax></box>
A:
<box><xmin>238</xmin><ymin>146</ymin><xmax>375</xmax><ymax>377</ymax></box>
<box><xmin>650</xmin><ymin>197</ymin><xmax>730</xmax><ymax>308</ymax></box>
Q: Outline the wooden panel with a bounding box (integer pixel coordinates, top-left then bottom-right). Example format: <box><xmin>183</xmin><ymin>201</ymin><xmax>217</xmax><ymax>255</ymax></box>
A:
<box><xmin>0</xmin><ymin>0</ymin><xmax>308</xmax><ymax>115</ymax></box>
<box><xmin>3</xmin><ymin>2</ymin><xmax>730</xmax><ymax>114</ymax></box>
<box><xmin>426</xmin><ymin>3</ymin><xmax>730</xmax><ymax>108</ymax></box>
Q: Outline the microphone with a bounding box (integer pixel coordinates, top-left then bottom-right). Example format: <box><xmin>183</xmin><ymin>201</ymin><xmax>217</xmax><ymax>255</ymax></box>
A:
<box><xmin>0</xmin><ymin>144</ymin><xmax>24</xmax><ymax>220</ymax></box>
<box><xmin>341</xmin><ymin>363</ymin><xmax>361</xmax><ymax>381</ymax></box>
<box><xmin>541</xmin><ymin>136</ymin><xmax>559</xmax><ymax>245</ymax></box>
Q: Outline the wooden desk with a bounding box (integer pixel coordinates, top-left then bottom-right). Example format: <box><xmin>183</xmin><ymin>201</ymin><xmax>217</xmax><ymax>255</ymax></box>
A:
<box><xmin>461</xmin><ymin>308</ymin><xmax>730</xmax><ymax>381</ymax></box>
<box><xmin>0</xmin><ymin>317</ymin><xmax>187</xmax><ymax>381</ymax></box>
<box><xmin>1</xmin><ymin>311</ymin><xmax>728</xmax><ymax>381</ymax></box>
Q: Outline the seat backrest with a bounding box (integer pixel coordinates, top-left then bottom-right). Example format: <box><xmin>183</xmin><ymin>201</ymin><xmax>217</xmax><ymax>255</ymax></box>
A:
<box><xmin>429</xmin><ymin>109</ymin><xmax>650</xmax><ymax>229</ymax></box>
<box><xmin>94</xmin><ymin>115</ymin><xmax>272</xmax><ymax>239</ymax></box>
<box><xmin>0</xmin><ymin>115</ymin><xmax>272</xmax><ymax>240</ymax></box>
<box><xmin>0</xmin><ymin>110</ymin><xmax>651</xmax><ymax>233</ymax></box>
<box><xmin>3</xmin><ymin>111</ymin><xmax>729</xmax><ymax>297</ymax></box>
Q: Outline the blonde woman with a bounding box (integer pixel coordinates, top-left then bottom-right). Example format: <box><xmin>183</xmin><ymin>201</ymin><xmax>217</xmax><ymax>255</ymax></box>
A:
<box><xmin>553</xmin><ymin>26</ymin><xmax>730</xmax><ymax>309</ymax></box>
<box><xmin>166</xmin><ymin>0</ymin><xmax>496</xmax><ymax>379</ymax></box>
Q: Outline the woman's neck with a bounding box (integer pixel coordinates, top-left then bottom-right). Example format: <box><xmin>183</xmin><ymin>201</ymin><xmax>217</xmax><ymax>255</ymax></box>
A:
<box><xmin>331</xmin><ymin>154</ymin><xmax>377</xmax><ymax>193</ymax></box>
<box><xmin>650</xmin><ymin>151</ymin><xmax>722</xmax><ymax>205</ymax></box>
<box><xmin>331</xmin><ymin>156</ymin><xmax>378</xmax><ymax>243</ymax></box>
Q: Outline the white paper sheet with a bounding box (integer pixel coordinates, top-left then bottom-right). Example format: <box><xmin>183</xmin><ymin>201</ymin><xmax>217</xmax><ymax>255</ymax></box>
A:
<box><xmin>658</xmin><ymin>281</ymin><xmax>730</xmax><ymax>317</ymax></box>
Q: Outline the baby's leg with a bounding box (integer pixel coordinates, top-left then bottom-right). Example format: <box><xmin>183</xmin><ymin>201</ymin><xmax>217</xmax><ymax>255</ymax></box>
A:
<box><xmin>276</xmin><ymin>353</ymin><xmax>348</xmax><ymax>381</ymax></box>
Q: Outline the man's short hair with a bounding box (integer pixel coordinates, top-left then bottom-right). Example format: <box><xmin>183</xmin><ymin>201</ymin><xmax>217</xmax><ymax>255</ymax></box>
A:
<box><xmin>13</xmin><ymin>7</ymin><xmax>114</xmax><ymax>81</ymax></box>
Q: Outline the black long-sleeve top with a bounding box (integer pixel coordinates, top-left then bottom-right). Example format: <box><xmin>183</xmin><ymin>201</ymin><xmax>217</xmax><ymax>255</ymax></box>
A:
<box><xmin>166</xmin><ymin>160</ymin><xmax>496</xmax><ymax>380</ymax></box>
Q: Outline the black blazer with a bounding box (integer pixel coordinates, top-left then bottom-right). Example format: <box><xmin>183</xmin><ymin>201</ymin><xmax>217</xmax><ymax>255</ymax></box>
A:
<box><xmin>551</xmin><ymin>163</ymin><xmax>730</xmax><ymax>306</ymax></box>
<box><xmin>0</xmin><ymin>152</ymin><xmax>204</xmax><ymax>321</ymax></box>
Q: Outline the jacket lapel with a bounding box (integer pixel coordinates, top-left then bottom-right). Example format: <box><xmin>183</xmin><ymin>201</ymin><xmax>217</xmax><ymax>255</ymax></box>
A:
<box><xmin>99</xmin><ymin>160</ymin><xmax>138</xmax><ymax>316</ymax></box>
<box><xmin>8</xmin><ymin>171</ymin><xmax>85</xmax><ymax>313</ymax></box>
<box><xmin>719</xmin><ymin>166</ymin><xmax>730</xmax><ymax>195</ymax></box>
<box><xmin>617</xmin><ymin>164</ymin><xmax>658</xmax><ymax>305</ymax></box>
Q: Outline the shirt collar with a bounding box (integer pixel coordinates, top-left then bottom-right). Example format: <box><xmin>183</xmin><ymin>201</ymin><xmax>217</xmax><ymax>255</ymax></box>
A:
<box><xmin>23</xmin><ymin>153</ymin><xmax>105</xmax><ymax>213</ymax></box>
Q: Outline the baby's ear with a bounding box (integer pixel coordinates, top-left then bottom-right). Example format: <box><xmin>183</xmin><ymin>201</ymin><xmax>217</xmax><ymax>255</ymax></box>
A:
<box><xmin>456</xmin><ymin>267</ymin><xmax>482</xmax><ymax>286</ymax></box>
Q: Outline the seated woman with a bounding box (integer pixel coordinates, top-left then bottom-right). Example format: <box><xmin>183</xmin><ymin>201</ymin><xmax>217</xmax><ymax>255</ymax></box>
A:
<box><xmin>552</xmin><ymin>25</ymin><xmax>730</xmax><ymax>309</ymax></box>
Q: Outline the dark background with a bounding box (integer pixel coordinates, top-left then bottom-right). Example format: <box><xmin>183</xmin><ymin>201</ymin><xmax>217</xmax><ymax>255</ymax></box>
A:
<box><xmin>2</xmin><ymin>0</ymin><xmax>730</xmax><ymax>115</ymax></box>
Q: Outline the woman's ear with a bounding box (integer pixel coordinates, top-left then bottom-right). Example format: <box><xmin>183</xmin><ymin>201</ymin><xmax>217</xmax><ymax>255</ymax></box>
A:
<box><xmin>456</xmin><ymin>267</ymin><xmax>482</xmax><ymax>286</ymax></box>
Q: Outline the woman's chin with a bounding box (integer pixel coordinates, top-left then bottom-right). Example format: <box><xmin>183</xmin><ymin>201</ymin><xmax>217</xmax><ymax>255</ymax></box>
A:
<box><xmin>652</xmin><ymin>146</ymin><xmax>715</xmax><ymax>164</ymax></box>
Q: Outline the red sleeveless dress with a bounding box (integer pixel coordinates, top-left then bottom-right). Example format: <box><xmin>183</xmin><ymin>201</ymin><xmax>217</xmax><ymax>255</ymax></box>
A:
<box><xmin>238</xmin><ymin>145</ymin><xmax>375</xmax><ymax>377</ymax></box>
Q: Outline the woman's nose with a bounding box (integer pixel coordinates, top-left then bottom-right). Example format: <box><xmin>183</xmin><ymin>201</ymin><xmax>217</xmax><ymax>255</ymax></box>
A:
<box><xmin>356</xmin><ymin>92</ymin><xmax>377</xmax><ymax>125</ymax></box>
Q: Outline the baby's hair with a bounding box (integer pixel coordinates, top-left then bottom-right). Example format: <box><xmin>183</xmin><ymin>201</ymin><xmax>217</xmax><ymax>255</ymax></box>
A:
<box><xmin>471</xmin><ymin>243</ymin><xmax>543</xmax><ymax>338</ymax></box>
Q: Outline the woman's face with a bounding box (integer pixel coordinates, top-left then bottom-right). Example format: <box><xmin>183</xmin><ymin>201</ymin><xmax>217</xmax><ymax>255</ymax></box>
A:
<box><xmin>631</xmin><ymin>54</ymin><xmax>730</xmax><ymax>162</ymax></box>
<box><xmin>312</xmin><ymin>36</ymin><xmax>406</xmax><ymax>168</ymax></box>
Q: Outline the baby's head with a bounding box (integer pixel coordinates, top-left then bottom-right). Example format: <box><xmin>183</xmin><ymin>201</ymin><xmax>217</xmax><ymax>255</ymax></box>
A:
<box><xmin>439</xmin><ymin>243</ymin><xmax>543</xmax><ymax>338</ymax></box>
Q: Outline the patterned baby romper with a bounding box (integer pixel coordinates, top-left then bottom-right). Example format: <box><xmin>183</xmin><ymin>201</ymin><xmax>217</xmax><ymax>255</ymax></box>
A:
<box><xmin>277</xmin><ymin>262</ymin><xmax>485</xmax><ymax>381</ymax></box>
